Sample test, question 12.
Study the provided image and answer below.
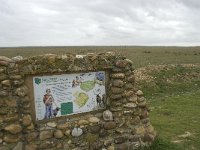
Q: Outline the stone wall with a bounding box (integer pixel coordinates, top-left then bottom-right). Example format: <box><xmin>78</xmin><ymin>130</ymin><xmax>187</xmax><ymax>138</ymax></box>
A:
<box><xmin>0</xmin><ymin>52</ymin><xmax>156</xmax><ymax>150</ymax></box>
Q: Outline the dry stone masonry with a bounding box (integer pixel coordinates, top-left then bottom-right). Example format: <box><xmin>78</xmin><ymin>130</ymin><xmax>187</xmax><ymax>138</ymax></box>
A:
<box><xmin>0</xmin><ymin>52</ymin><xmax>156</xmax><ymax>150</ymax></box>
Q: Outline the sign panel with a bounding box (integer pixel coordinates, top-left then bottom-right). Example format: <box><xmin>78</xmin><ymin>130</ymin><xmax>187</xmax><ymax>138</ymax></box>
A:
<box><xmin>33</xmin><ymin>71</ymin><xmax>106</xmax><ymax>121</ymax></box>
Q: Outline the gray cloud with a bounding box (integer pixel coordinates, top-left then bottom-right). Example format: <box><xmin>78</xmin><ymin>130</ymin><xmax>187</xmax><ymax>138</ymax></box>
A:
<box><xmin>0</xmin><ymin>0</ymin><xmax>199</xmax><ymax>46</ymax></box>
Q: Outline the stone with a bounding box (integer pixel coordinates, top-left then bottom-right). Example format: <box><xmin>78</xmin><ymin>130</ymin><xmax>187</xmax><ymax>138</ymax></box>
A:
<box><xmin>110</xmin><ymin>94</ymin><xmax>122</xmax><ymax>100</ymax></box>
<box><xmin>78</xmin><ymin>119</ymin><xmax>89</xmax><ymax>126</ymax></box>
<box><xmin>54</xmin><ymin>130</ymin><xmax>64</xmax><ymax>139</ymax></box>
<box><xmin>124</xmin><ymin>90</ymin><xmax>134</xmax><ymax>97</ymax></box>
<box><xmin>89</xmin><ymin>125</ymin><xmax>100</xmax><ymax>133</ymax></box>
<box><xmin>0</xmin><ymin>56</ymin><xmax>11</xmax><ymax>62</ymax></box>
<box><xmin>0</xmin><ymin>61</ymin><xmax>9</xmax><ymax>66</ymax></box>
<box><xmin>1</xmin><ymin>80</ymin><xmax>11</xmax><ymax>86</ymax></box>
<box><xmin>137</xmin><ymin>96</ymin><xmax>146</xmax><ymax>102</ymax></box>
<box><xmin>115</xmin><ymin>60</ymin><xmax>129</xmax><ymax>68</ymax></box>
<box><xmin>136</xmin><ymin>90</ymin><xmax>143</xmax><ymax>96</ymax></box>
<box><xmin>99</xmin><ymin>129</ymin><xmax>108</xmax><ymax>137</ymax></box>
<box><xmin>135</xmin><ymin>126</ymin><xmax>145</xmax><ymax>135</ymax></box>
<box><xmin>9</xmin><ymin>75</ymin><xmax>22</xmax><ymax>80</ymax></box>
<box><xmin>127</xmin><ymin>95</ymin><xmax>137</xmax><ymax>102</ymax></box>
<box><xmin>57</xmin><ymin>123</ymin><xmax>69</xmax><ymax>129</ymax></box>
<box><xmin>22</xmin><ymin>115</ymin><xmax>32</xmax><ymax>126</ymax></box>
<box><xmin>3</xmin><ymin>134</ymin><xmax>20</xmax><ymax>143</ymax></box>
<box><xmin>124</xmin><ymin>83</ymin><xmax>134</xmax><ymax>89</ymax></box>
<box><xmin>64</xmin><ymin>129</ymin><xmax>71</xmax><ymax>136</ymax></box>
<box><xmin>138</xmin><ymin>101</ymin><xmax>147</xmax><ymax>108</ymax></box>
<box><xmin>47</xmin><ymin>122</ymin><xmax>57</xmax><ymax>128</ymax></box>
<box><xmin>127</xmin><ymin>75</ymin><xmax>135</xmax><ymax>82</ymax></box>
<box><xmin>13</xmin><ymin>142</ymin><xmax>23</xmax><ymax>150</ymax></box>
<box><xmin>89</xmin><ymin>141</ymin><xmax>103</xmax><ymax>150</ymax></box>
<box><xmin>0</xmin><ymin>74</ymin><xmax>7</xmax><ymax>81</ymax></box>
<box><xmin>123</xmin><ymin>103</ymin><xmax>137</xmax><ymax>108</ymax></box>
<box><xmin>71</xmin><ymin>127</ymin><xmax>83</xmax><ymax>137</ymax></box>
<box><xmin>115</xmin><ymin>143</ymin><xmax>129</xmax><ymax>150</ymax></box>
<box><xmin>40</xmin><ymin>140</ymin><xmax>56</xmax><ymax>149</ymax></box>
<box><xmin>15</xmin><ymin>86</ymin><xmax>29</xmax><ymax>97</ymax></box>
<box><xmin>25</xmin><ymin>132</ymin><xmax>38</xmax><ymax>142</ymax></box>
<box><xmin>107</xmin><ymin>145</ymin><xmax>115</xmax><ymax>150</ymax></box>
<box><xmin>110</xmin><ymin>73</ymin><xmax>125</xmax><ymax>79</ymax></box>
<box><xmin>4</xmin><ymin>124</ymin><xmax>22</xmax><ymax>134</ymax></box>
<box><xmin>103</xmin><ymin>110</ymin><xmax>113</xmax><ymax>121</ymax></box>
<box><xmin>103</xmin><ymin>121</ymin><xmax>116</xmax><ymax>130</ymax></box>
<box><xmin>11</xmin><ymin>56</ymin><xmax>23</xmax><ymax>62</ymax></box>
<box><xmin>111</xmin><ymin>87</ymin><xmax>123</xmax><ymax>94</ymax></box>
<box><xmin>25</xmin><ymin>144</ymin><xmax>37</xmax><ymax>150</ymax></box>
<box><xmin>112</xmin><ymin>79</ymin><xmax>124</xmax><ymax>87</ymax></box>
<box><xmin>0</xmin><ymin>90</ymin><xmax>8</xmax><ymax>97</ymax></box>
<box><xmin>5</xmin><ymin>99</ymin><xmax>17</xmax><ymax>107</ymax></box>
<box><xmin>114</xmin><ymin>136</ymin><xmax>126</xmax><ymax>144</ymax></box>
<box><xmin>88</xmin><ymin>117</ymin><xmax>100</xmax><ymax>123</ymax></box>
<box><xmin>39</xmin><ymin>130</ymin><xmax>53</xmax><ymax>140</ymax></box>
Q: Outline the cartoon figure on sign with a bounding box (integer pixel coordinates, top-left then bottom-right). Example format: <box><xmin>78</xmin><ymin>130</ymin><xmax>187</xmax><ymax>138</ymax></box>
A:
<box><xmin>72</xmin><ymin>76</ymin><xmax>82</xmax><ymax>88</ymax></box>
<box><xmin>43</xmin><ymin>89</ymin><xmax>59</xmax><ymax>119</ymax></box>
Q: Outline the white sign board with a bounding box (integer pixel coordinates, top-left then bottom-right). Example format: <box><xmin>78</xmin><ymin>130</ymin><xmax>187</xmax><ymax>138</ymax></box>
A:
<box><xmin>33</xmin><ymin>71</ymin><xmax>106</xmax><ymax>121</ymax></box>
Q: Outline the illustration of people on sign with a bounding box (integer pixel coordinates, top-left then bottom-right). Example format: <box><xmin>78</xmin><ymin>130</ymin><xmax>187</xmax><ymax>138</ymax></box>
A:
<box><xmin>43</xmin><ymin>89</ymin><xmax>60</xmax><ymax>119</ymax></box>
<box><xmin>72</xmin><ymin>76</ymin><xmax>82</xmax><ymax>88</ymax></box>
<box><xmin>94</xmin><ymin>88</ymin><xmax>106</xmax><ymax>108</ymax></box>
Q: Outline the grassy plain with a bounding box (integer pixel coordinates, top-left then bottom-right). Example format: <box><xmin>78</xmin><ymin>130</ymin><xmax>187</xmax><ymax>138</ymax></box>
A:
<box><xmin>1</xmin><ymin>46</ymin><xmax>200</xmax><ymax>149</ymax></box>
<box><xmin>0</xmin><ymin>46</ymin><xmax>200</xmax><ymax>68</ymax></box>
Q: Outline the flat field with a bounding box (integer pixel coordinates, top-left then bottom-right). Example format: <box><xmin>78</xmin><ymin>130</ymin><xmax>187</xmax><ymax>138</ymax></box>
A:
<box><xmin>0</xmin><ymin>46</ymin><xmax>200</xmax><ymax>68</ymax></box>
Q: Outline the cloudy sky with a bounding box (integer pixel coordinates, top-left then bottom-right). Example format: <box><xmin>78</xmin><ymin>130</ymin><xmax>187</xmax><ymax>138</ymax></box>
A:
<box><xmin>0</xmin><ymin>0</ymin><xmax>200</xmax><ymax>47</ymax></box>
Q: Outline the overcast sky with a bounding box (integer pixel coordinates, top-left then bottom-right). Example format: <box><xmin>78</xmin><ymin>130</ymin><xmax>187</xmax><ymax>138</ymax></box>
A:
<box><xmin>0</xmin><ymin>0</ymin><xmax>200</xmax><ymax>47</ymax></box>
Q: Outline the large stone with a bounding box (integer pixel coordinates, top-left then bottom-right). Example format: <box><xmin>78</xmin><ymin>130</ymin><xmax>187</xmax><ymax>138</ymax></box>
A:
<box><xmin>22</xmin><ymin>115</ymin><xmax>32</xmax><ymax>126</ymax></box>
<box><xmin>54</xmin><ymin>130</ymin><xmax>64</xmax><ymax>139</ymax></box>
<box><xmin>136</xmin><ymin>90</ymin><xmax>143</xmax><ymax>96</ymax></box>
<box><xmin>115</xmin><ymin>60</ymin><xmax>129</xmax><ymax>68</ymax></box>
<box><xmin>112</xmin><ymin>79</ymin><xmax>124</xmax><ymax>87</ymax></box>
<box><xmin>123</xmin><ymin>103</ymin><xmax>137</xmax><ymax>108</ymax></box>
<box><xmin>39</xmin><ymin>130</ymin><xmax>53</xmax><ymax>140</ymax></box>
<box><xmin>88</xmin><ymin>117</ymin><xmax>100</xmax><ymax>123</ymax></box>
<box><xmin>3</xmin><ymin>134</ymin><xmax>20</xmax><ymax>143</ymax></box>
<box><xmin>89</xmin><ymin>125</ymin><xmax>101</xmax><ymax>133</ymax></box>
<box><xmin>9</xmin><ymin>75</ymin><xmax>22</xmax><ymax>80</ymax></box>
<box><xmin>25</xmin><ymin>144</ymin><xmax>37</xmax><ymax>150</ymax></box>
<box><xmin>127</xmin><ymin>95</ymin><xmax>137</xmax><ymax>102</ymax></box>
<box><xmin>127</xmin><ymin>75</ymin><xmax>135</xmax><ymax>82</ymax></box>
<box><xmin>25</xmin><ymin>132</ymin><xmax>38</xmax><ymax>142</ymax></box>
<box><xmin>110</xmin><ymin>94</ymin><xmax>122</xmax><ymax>100</ymax></box>
<box><xmin>5</xmin><ymin>99</ymin><xmax>17</xmax><ymax>107</ymax></box>
<box><xmin>0</xmin><ymin>90</ymin><xmax>8</xmax><ymax>97</ymax></box>
<box><xmin>0</xmin><ymin>56</ymin><xmax>11</xmax><ymax>62</ymax></box>
<box><xmin>4</xmin><ymin>124</ymin><xmax>22</xmax><ymax>134</ymax></box>
<box><xmin>110</xmin><ymin>73</ymin><xmax>125</xmax><ymax>79</ymax></box>
<box><xmin>1</xmin><ymin>80</ymin><xmax>11</xmax><ymax>86</ymax></box>
<box><xmin>0</xmin><ymin>61</ymin><xmax>9</xmax><ymax>66</ymax></box>
<box><xmin>13</xmin><ymin>142</ymin><xmax>23</xmax><ymax>150</ymax></box>
<box><xmin>71</xmin><ymin>127</ymin><xmax>83</xmax><ymax>137</ymax></box>
<box><xmin>103</xmin><ymin>121</ymin><xmax>116</xmax><ymax>130</ymax></box>
<box><xmin>47</xmin><ymin>122</ymin><xmax>57</xmax><ymax>128</ymax></box>
<box><xmin>114</xmin><ymin>136</ymin><xmax>126</xmax><ymax>144</ymax></box>
<box><xmin>15</xmin><ymin>86</ymin><xmax>29</xmax><ymax>97</ymax></box>
<box><xmin>57</xmin><ymin>123</ymin><xmax>69</xmax><ymax>129</ymax></box>
<box><xmin>111</xmin><ymin>87</ymin><xmax>124</xmax><ymax>94</ymax></box>
<box><xmin>0</xmin><ymin>74</ymin><xmax>7</xmax><ymax>81</ymax></box>
<box><xmin>78</xmin><ymin>119</ymin><xmax>89</xmax><ymax>126</ymax></box>
<box><xmin>124</xmin><ymin>90</ymin><xmax>134</xmax><ymax>97</ymax></box>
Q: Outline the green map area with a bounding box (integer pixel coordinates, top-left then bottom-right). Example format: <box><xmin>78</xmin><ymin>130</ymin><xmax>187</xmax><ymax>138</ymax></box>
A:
<box><xmin>80</xmin><ymin>80</ymin><xmax>95</xmax><ymax>92</ymax></box>
<box><xmin>74</xmin><ymin>92</ymin><xmax>89</xmax><ymax>107</ymax></box>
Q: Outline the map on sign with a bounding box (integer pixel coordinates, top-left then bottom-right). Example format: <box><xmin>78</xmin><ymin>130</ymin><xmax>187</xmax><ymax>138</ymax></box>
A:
<box><xmin>33</xmin><ymin>71</ymin><xmax>106</xmax><ymax>121</ymax></box>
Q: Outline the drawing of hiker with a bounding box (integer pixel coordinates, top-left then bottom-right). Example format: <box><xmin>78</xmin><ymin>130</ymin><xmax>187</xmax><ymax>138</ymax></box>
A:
<box><xmin>43</xmin><ymin>89</ymin><xmax>54</xmax><ymax>119</ymax></box>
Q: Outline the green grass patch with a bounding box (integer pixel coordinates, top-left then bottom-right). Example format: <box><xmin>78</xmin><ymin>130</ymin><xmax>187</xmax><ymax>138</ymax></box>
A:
<box><xmin>147</xmin><ymin>90</ymin><xmax>200</xmax><ymax>150</ymax></box>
